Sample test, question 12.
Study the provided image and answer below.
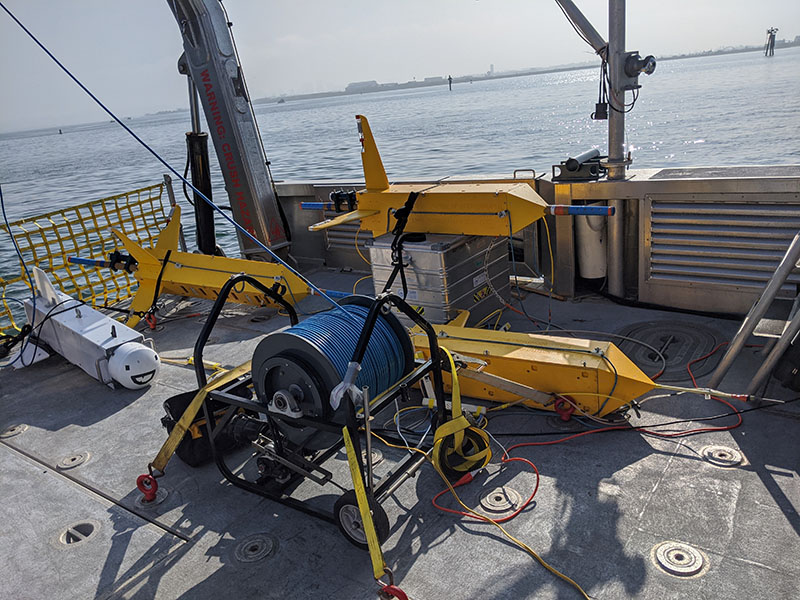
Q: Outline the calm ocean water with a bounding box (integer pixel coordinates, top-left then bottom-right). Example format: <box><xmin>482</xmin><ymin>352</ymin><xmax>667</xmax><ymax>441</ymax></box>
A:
<box><xmin>1</xmin><ymin>47</ymin><xmax>799</xmax><ymax>271</ymax></box>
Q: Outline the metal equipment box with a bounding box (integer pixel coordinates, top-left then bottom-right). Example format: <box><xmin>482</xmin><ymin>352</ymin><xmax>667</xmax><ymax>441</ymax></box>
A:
<box><xmin>368</xmin><ymin>234</ymin><xmax>509</xmax><ymax>326</ymax></box>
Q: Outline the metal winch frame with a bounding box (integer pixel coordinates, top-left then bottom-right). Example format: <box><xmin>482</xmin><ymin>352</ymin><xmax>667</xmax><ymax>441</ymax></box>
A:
<box><xmin>190</xmin><ymin>274</ymin><xmax>451</xmax><ymax>539</ymax></box>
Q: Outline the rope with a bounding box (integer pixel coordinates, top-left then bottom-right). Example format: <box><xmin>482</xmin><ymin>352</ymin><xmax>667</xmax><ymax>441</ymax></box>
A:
<box><xmin>0</xmin><ymin>183</ymin><xmax>35</xmax><ymax>367</ymax></box>
<box><xmin>0</xmin><ymin>2</ymin><xmax>354</xmax><ymax>322</ymax></box>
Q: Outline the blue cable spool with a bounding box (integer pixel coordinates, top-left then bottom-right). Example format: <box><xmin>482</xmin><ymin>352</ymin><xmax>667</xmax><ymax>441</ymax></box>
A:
<box><xmin>252</xmin><ymin>296</ymin><xmax>414</xmax><ymax>450</ymax></box>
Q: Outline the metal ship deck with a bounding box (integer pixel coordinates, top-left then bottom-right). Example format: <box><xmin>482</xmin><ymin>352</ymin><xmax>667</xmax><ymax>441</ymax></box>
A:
<box><xmin>2</xmin><ymin>266</ymin><xmax>798</xmax><ymax>600</ymax></box>
<box><xmin>1</xmin><ymin>2</ymin><xmax>799</xmax><ymax>597</ymax></box>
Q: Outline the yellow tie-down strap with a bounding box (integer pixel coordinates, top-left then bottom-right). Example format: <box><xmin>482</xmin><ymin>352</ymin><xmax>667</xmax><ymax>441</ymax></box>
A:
<box><xmin>342</xmin><ymin>426</ymin><xmax>386</xmax><ymax>580</ymax></box>
<box><xmin>432</xmin><ymin>348</ymin><xmax>491</xmax><ymax>474</ymax></box>
<box><xmin>150</xmin><ymin>361</ymin><xmax>252</xmax><ymax>474</ymax></box>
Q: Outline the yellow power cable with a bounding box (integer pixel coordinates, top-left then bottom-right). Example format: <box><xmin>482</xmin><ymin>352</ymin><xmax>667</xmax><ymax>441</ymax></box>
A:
<box><xmin>485</xmin><ymin>391</ymin><xmax>631</xmax><ymax>417</ymax></box>
<box><xmin>354</xmin><ymin>226</ymin><xmax>371</xmax><ymax>265</ymax></box>
<box><xmin>353</xmin><ymin>275</ymin><xmax>372</xmax><ymax>295</ymax></box>
<box><xmin>474</xmin><ymin>308</ymin><xmax>502</xmax><ymax>329</ymax></box>
<box><xmin>370</xmin><ymin>430</ymin><xmax>590</xmax><ymax>600</ymax></box>
<box><xmin>377</xmin><ymin>352</ymin><xmax>589</xmax><ymax>598</ymax></box>
<box><xmin>493</xmin><ymin>312</ymin><xmax>504</xmax><ymax>331</ymax></box>
<box><xmin>486</xmin><ymin>396</ymin><xmax>550</xmax><ymax>412</ymax></box>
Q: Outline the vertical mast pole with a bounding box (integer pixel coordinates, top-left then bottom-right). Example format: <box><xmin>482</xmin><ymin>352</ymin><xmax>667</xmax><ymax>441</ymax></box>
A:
<box><xmin>606</xmin><ymin>0</ymin><xmax>626</xmax><ymax>296</ymax></box>
<box><xmin>185</xmin><ymin>75</ymin><xmax>217</xmax><ymax>254</ymax></box>
<box><xmin>188</xmin><ymin>78</ymin><xmax>202</xmax><ymax>134</ymax></box>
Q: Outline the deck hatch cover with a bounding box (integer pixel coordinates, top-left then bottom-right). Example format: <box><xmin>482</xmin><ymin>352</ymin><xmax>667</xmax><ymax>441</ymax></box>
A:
<box><xmin>616</xmin><ymin>321</ymin><xmax>721</xmax><ymax>383</ymax></box>
<box><xmin>652</xmin><ymin>541</ymin><xmax>707</xmax><ymax>577</ymax></box>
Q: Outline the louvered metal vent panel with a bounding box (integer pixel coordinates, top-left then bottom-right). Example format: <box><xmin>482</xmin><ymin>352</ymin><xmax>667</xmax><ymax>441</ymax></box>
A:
<box><xmin>644</xmin><ymin>196</ymin><xmax>800</xmax><ymax>291</ymax></box>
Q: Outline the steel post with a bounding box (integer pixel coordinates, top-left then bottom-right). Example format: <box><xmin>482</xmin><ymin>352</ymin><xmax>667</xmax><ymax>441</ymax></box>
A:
<box><xmin>362</xmin><ymin>386</ymin><xmax>374</xmax><ymax>496</ymax></box>
<box><xmin>184</xmin><ymin>74</ymin><xmax>216</xmax><ymax>254</ymax></box>
<box><xmin>607</xmin><ymin>0</ymin><xmax>626</xmax><ymax>180</ymax></box>
<box><xmin>187</xmin><ymin>77</ymin><xmax>201</xmax><ymax>134</ymax></box>
<box><xmin>606</xmin><ymin>0</ymin><xmax>626</xmax><ymax>297</ymax></box>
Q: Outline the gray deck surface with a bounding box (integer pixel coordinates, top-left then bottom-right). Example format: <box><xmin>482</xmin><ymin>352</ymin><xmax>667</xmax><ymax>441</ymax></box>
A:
<box><xmin>1</xmin><ymin>269</ymin><xmax>798</xmax><ymax>599</ymax></box>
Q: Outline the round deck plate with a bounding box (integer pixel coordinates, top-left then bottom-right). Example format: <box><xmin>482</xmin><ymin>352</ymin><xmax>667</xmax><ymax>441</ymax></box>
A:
<box><xmin>233</xmin><ymin>533</ymin><xmax>277</xmax><ymax>563</ymax></box>
<box><xmin>363</xmin><ymin>448</ymin><xmax>384</xmax><ymax>466</ymax></box>
<box><xmin>0</xmin><ymin>423</ymin><xmax>28</xmax><ymax>438</ymax></box>
<box><xmin>652</xmin><ymin>541</ymin><xmax>708</xmax><ymax>577</ymax></box>
<box><xmin>701</xmin><ymin>445</ymin><xmax>743</xmax><ymax>468</ymax></box>
<box><xmin>57</xmin><ymin>520</ymin><xmax>99</xmax><ymax>547</ymax></box>
<box><xmin>477</xmin><ymin>486</ymin><xmax>522</xmax><ymax>517</ymax></box>
<box><xmin>57</xmin><ymin>452</ymin><xmax>90</xmax><ymax>470</ymax></box>
<box><xmin>546</xmin><ymin>416</ymin><xmax>583</xmax><ymax>432</ymax></box>
<box><xmin>135</xmin><ymin>488</ymin><xmax>169</xmax><ymax>508</ymax></box>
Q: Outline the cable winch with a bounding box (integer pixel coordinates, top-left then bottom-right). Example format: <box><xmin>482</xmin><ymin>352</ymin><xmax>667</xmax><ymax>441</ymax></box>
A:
<box><xmin>147</xmin><ymin>226</ymin><xmax>493</xmax><ymax>554</ymax></box>
<box><xmin>251</xmin><ymin>296</ymin><xmax>414</xmax><ymax>450</ymax></box>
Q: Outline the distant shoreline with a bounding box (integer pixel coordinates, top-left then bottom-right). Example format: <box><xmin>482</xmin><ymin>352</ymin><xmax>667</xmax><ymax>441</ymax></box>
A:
<box><xmin>2</xmin><ymin>42</ymin><xmax>797</xmax><ymax>136</ymax></box>
<box><xmin>252</xmin><ymin>41</ymin><xmax>800</xmax><ymax>106</ymax></box>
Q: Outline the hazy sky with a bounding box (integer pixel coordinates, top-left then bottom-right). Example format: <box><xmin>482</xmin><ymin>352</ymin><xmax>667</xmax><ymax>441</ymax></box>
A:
<box><xmin>1</xmin><ymin>0</ymin><xmax>797</xmax><ymax>132</ymax></box>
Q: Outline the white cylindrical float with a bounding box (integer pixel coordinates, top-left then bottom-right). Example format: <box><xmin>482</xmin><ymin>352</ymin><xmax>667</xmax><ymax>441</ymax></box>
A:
<box><xmin>575</xmin><ymin>203</ymin><xmax>608</xmax><ymax>279</ymax></box>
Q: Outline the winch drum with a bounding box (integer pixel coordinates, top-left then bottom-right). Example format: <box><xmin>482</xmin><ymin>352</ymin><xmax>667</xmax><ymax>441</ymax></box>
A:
<box><xmin>251</xmin><ymin>296</ymin><xmax>414</xmax><ymax>451</ymax></box>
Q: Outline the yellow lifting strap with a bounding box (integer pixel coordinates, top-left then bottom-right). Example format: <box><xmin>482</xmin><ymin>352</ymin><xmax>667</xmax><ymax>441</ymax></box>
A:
<box><xmin>342</xmin><ymin>425</ymin><xmax>387</xmax><ymax>580</ymax></box>
<box><xmin>432</xmin><ymin>348</ymin><xmax>491</xmax><ymax>474</ymax></box>
<box><xmin>149</xmin><ymin>361</ymin><xmax>252</xmax><ymax>474</ymax></box>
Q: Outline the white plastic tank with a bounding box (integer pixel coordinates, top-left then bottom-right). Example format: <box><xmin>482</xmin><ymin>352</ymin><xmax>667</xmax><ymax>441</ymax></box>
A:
<box><xmin>575</xmin><ymin>203</ymin><xmax>607</xmax><ymax>279</ymax></box>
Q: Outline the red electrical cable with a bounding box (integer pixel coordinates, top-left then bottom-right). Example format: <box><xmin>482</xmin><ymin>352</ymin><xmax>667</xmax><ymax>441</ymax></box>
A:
<box><xmin>641</xmin><ymin>341</ymin><xmax>741</xmax><ymax>438</ymax></box>
<box><xmin>504</xmin><ymin>302</ymin><xmax>543</xmax><ymax>329</ymax></box>
<box><xmin>503</xmin><ymin>342</ymin><xmax>745</xmax><ymax>454</ymax></box>
<box><xmin>435</xmin><ymin>342</ymin><xmax>751</xmax><ymax>520</ymax></box>
<box><xmin>431</xmin><ymin>453</ymin><xmax>540</xmax><ymax>523</ymax></box>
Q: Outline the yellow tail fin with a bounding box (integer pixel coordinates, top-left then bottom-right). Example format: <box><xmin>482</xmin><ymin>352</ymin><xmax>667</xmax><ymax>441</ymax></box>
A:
<box><xmin>356</xmin><ymin>115</ymin><xmax>389</xmax><ymax>191</ymax></box>
<box><xmin>154</xmin><ymin>205</ymin><xmax>182</xmax><ymax>253</ymax></box>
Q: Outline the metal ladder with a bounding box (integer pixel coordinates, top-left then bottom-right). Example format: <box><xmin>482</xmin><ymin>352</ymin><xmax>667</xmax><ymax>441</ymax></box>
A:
<box><xmin>709</xmin><ymin>232</ymin><xmax>800</xmax><ymax>395</ymax></box>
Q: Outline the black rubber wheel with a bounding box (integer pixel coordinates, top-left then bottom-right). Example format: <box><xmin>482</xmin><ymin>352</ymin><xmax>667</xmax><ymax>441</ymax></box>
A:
<box><xmin>334</xmin><ymin>489</ymin><xmax>390</xmax><ymax>550</ymax></box>
<box><xmin>433</xmin><ymin>427</ymin><xmax>491</xmax><ymax>483</ymax></box>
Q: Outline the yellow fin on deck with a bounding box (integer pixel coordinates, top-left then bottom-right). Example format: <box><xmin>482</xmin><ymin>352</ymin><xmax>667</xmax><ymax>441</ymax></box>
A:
<box><xmin>154</xmin><ymin>205</ymin><xmax>182</xmax><ymax>252</ymax></box>
<box><xmin>447</xmin><ymin>310</ymin><xmax>471</xmax><ymax>328</ymax></box>
<box><xmin>356</xmin><ymin>115</ymin><xmax>389</xmax><ymax>191</ymax></box>
<box><xmin>111</xmin><ymin>228</ymin><xmax>159</xmax><ymax>267</ymax></box>
<box><xmin>308</xmin><ymin>209</ymin><xmax>380</xmax><ymax>232</ymax></box>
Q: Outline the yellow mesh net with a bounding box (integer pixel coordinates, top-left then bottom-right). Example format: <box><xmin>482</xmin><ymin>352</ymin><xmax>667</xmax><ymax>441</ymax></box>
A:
<box><xmin>1</xmin><ymin>183</ymin><xmax>170</xmax><ymax>335</ymax></box>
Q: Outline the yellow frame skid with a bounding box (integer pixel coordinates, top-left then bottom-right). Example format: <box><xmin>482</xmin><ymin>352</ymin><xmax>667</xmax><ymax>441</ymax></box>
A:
<box><xmin>309</xmin><ymin>115</ymin><xmax>549</xmax><ymax>237</ymax></box>
<box><xmin>411</xmin><ymin>319</ymin><xmax>655</xmax><ymax>417</ymax></box>
<box><xmin>114</xmin><ymin>206</ymin><xmax>310</xmax><ymax>327</ymax></box>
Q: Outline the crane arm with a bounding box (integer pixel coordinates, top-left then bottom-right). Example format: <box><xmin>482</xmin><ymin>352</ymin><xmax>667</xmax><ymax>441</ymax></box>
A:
<box><xmin>166</xmin><ymin>0</ymin><xmax>289</xmax><ymax>256</ymax></box>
